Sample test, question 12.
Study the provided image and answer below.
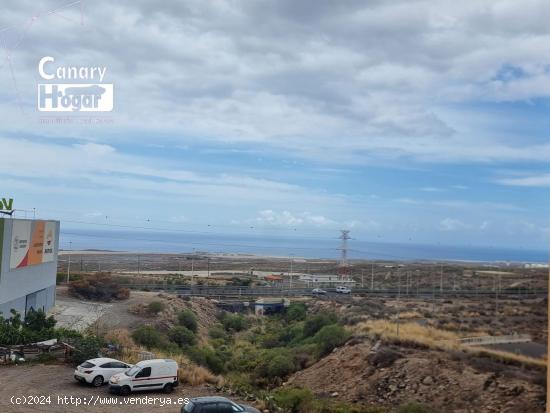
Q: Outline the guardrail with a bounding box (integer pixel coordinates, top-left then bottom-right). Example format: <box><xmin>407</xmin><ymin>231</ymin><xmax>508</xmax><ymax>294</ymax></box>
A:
<box><xmin>118</xmin><ymin>284</ymin><xmax>547</xmax><ymax>298</ymax></box>
<box><xmin>457</xmin><ymin>334</ymin><xmax>532</xmax><ymax>346</ymax></box>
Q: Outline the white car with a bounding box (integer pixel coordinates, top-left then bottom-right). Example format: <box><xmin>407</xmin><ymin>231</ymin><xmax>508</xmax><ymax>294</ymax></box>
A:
<box><xmin>335</xmin><ymin>286</ymin><xmax>352</xmax><ymax>294</ymax></box>
<box><xmin>312</xmin><ymin>288</ymin><xmax>327</xmax><ymax>295</ymax></box>
<box><xmin>109</xmin><ymin>359</ymin><xmax>179</xmax><ymax>395</ymax></box>
<box><xmin>74</xmin><ymin>357</ymin><xmax>132</xmax><ymax>387</ymax></box>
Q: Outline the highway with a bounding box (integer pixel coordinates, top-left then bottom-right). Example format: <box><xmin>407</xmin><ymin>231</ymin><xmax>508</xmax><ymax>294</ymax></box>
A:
<box><xmin>119</xmin><ymin>284</ymin><xmax>547</xmax><ymax>299</ymax></box>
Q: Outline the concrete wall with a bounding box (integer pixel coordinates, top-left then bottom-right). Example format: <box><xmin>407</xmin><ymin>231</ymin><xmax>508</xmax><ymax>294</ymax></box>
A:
<box><xmin>0</xmin><ymin>218</ymin><xmax>60</xmax><ymax>318</ymax></box>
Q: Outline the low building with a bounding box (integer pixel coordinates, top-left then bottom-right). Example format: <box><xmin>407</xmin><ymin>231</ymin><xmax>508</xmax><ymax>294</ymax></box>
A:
<box><xmin>0</xmin><ymin>218</ymin><xmax>60</xmax><ymax>318</ymax></box>
<box><xmin>299</xmin><ymin>274</ymin><xmax>356</xmax><ymax>286</ymax></box>
<box><xmin>254</xmin><ymin>298</ymin><xmax>290</xmax><ymax>316</ymax></box>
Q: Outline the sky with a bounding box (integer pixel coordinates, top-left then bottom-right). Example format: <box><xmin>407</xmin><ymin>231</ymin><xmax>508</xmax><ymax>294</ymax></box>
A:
<box><xmin>0</xmin><ymin>0</ymin><xmax>549</xmax><ymax>252</ymax></box>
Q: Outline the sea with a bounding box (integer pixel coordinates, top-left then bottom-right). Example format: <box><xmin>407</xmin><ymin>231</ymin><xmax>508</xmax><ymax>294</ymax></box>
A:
<box><xmin>59</xmin><ymin>228</ymin><xmax>549</xmax><ymax>264</ymax></box>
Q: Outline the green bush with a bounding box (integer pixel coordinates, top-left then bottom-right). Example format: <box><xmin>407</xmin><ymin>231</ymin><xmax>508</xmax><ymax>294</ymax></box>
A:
<box><xmin>208</xmin><ymin>324</ymin><xmax>228</xmax><ymax>340</ymax></box>
<box><xmin>272</xmin><ymin>387</ymin><xmax>315</xmax><ymax>413</ymax></box>
<box><xmin>254</xmin><ymin>348</ymin><xmax>297</xmax><ymax>382</ymax></box>
<box><xmin>68</xmin><ymin>335</ymin><xmax>103</xmax><ymax>366</ymax></box>
<box><xmin>313</xmin><ymin>324</ymin><xmax>350</xmax><ymax>356</ymax></box>
<box><xmin>169</xmin><ymin>326</ymin><xmax>196</xmax><ymax>347</ymax></box>
<box><xmin>303</xmin><ymin>313</ymin><xmax>337</xmax><ymax>338</ymax></box>
<box><xmin>147</xmin><ymin>301</ymin><xmax>165</xmax><ymax>315</ymax></box>
<box><xmin>177</xmin><ymin>309</ymin><xmax>198</xmax><ymax>332</ymax></box>
<box><xmin>285</xmin><ymin>303</ymin><xmax>307</xmax><ymax>322</ymax></box>
<box><xmin>185</xmin><ymin>345</ymin><xmax>225</xmax><ymax>374</ymax></box>
<box><xmin>132</xmin><ymin>325</ymin><xmax>165</xmax><ymax>348</ymax></box>
<box><xmin>221</xmin><ymin>313</ymin><xmax>248</xmax><ymax>332</ymax></box>
<box><xmin>397</xmin><ymin>403</ymin><xmax>436</xmax><ymax>413</ymax></box>
<box><xmin>0</xmin><ymin>309</ymin><xmax>64</xmax><ymax>345</ymax></box>
<box><xmin>267</xmin><ymin>353</ymin><xmax>296</xmax><ymax>379</ymax></box>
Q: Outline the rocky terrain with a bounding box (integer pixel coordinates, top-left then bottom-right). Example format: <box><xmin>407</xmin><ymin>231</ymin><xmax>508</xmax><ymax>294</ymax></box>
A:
<box><xmin>287</xmin><ymin>337</ymin><xmax>546</xmax><ymax>413</ymax></box>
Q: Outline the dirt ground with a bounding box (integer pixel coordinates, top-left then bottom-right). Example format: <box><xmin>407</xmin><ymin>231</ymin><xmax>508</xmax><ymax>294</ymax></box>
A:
<box><xmin>287</xmin><ymin>338</ymin><xmax>547</xmax><ymax>413</ymax></box>
<box><xmin>0</xmin><ymin>364</ymin><xmax>241</xmax><ymax>413</ymax></box>
<box><xmin>52</xmin><ymin>288</ymin><xmax>164</xmax><ymax>332</ymax></box>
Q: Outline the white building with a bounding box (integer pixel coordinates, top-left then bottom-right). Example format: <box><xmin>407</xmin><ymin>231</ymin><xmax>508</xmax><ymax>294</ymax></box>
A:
<box><xmin>299</xmin><ymin>274</ymin><xmax>356</xmax><ymax>286</ymax></box>
<box><xmin>0</xmin><ymin>218</ymin><xmax>60</xmax><ymax>318</ymax></box>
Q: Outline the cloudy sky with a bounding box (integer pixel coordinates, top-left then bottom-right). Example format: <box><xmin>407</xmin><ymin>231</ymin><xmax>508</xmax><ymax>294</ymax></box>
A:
<box><xmin>0</xmin><ymin>0</ymin><xmax>549</xmax><ymax>252</ymax></box>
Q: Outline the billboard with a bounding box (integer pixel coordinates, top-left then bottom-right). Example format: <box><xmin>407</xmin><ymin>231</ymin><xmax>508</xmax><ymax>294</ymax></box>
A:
<box><xmin>10</xmin><ymin>220</ymin><xmax>57</xmax><ymax>269</ymax></box>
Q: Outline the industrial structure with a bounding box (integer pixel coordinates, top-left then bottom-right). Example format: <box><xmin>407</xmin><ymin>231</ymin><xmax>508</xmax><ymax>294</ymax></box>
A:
<box><xmin>338</xmin><ymin>229</ymin><xmax>351</xmax><ymax>279</ymax></box>
<box><xmin>0</xmin><ymin>218</ymin><xmax>60</xmax><ymax>317</ymax></box>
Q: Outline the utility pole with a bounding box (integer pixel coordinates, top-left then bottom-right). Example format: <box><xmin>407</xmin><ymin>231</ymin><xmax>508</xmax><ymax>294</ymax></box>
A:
<box><xmin>432</xmin><ymin>269</ymin><xmax>436</xmax><ymax>315</ymax></box>
<box><xmin>207</xmin><ymin>257</ymin><xmax>210</xmax><ymax>278</ymax></box>
<box><xmin>397</xmin><ymin>271</ymin><xmax>401</xmax><ymax>337</ymax></box>
<box><xmin>66</xmin><ymin>241</ymin><xmax>72</xmax><ymax>284</ymax></box>
<box><xmin>371</xmin><ymin>263</ymin><xmax>374</xmax><ymax>290</ymax></box>
<box><xmin>440</xmin><ymin>264</ymin><xmax>443</xmax><ymax>294</ymax></box>
<box><xmin>361</xmin><ymin>269</ymin><xmax>364</xmax><ymax>288</ymax></box>
<box><xmin>137</xmin><ymin>255</ymin><xmax>140</xmax><ymax>275</ymax></box>
<box><xmin>289</xmin><ymin>255</ymin><xmax>294</xmax><ymax>289</ymax></box>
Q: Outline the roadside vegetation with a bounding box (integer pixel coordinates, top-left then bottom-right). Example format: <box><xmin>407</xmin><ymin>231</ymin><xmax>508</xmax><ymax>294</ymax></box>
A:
<box><xmin>68</xmin><ymin>274</ymin><xmax>129</xmax><ymax>302</ymax></box>
<box><xmin>361</xmin><ymin>320</ymin><xmax>547</xmax><ymax>368</ymax></box>
<box><xmin>0</xmin><ymin>309</ymin><xmax>102</xmax><ymax>365</ymax></box>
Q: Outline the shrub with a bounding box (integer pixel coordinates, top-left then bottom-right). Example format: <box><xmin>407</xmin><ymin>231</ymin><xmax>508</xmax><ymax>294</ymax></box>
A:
<box><xmin>208</xmin><ymin>324</ymin><xmax>228</xmax><ymax>340</ymax></box>
<box><xmin>266</xmin><ymin>353</ymin><xmax>296</xmax><ymax>379</ymax></box>
<box><xmin>0</xmin><ymin>309</ymin><xmax>66</xmax><ymax>345</ymax></box>
<box><xmin>313</xmin><ymin>324</ymin><xmax>350</xmax><ymax>356</ymax></box>
<box><xmin>169</xmin><ymin>326</ymin><xmax>196</xmax><ymax>347</ymax></box>
<box><xmin>303</xmin><ymin>313</ymin><xmax>337</xmax><ymax>338</ymax></box>
<box><xmin>285</xmin><ymin>303</ymin><xmax>307</xmax><ymax>322</ymax></box>
<box><xmin>147</xmin><ymin>301</ymin><xmax>165</xmax><ymax>315</ymax></box>
<box><xmin>185</xmin><ymin>346</ymin><xmax>224</xmax><ymax>374</ymax></box>
<box><xmin>221</xmin><ymin>313</ymin><xmax>248</xmax><ymax>332</ymax></box>
<box><xmin>68</xmin><ymin>335</ymin><xmax>103</xmax><ymax>366</ymax></box>
<box><xmin>272</xmin><ymin>387</ymin><xmax>315</xmax><ymax>413</ymax></box>
<box><xmin>68</xmin><ymin>274</ymin><xmax>129</xmax><ymax>302</ymax></box>
<box><xmin>131</xmin><ymin>325</ymin><xmax>165</xmax><ymax>348</ymax></box>
<box><xmin>177</xmin><ymin>309</ymin><xmax>198</xmax><ymax>332</ymax></box>
<box><xmin>254</xmin><ymin>348</ymin><xmax>297</xmax><ymax>381</ymax></box>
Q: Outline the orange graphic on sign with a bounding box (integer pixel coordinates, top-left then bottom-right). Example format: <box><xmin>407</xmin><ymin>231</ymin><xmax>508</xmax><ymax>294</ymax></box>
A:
<box><xmin>27</xmin><ymin>221</ymin><xmax>45</xmax><ymax>265</ymax></box>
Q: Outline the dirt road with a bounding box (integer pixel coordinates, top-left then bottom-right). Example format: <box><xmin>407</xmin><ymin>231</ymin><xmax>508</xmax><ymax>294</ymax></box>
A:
<box><xmin>0</xmin><ymin>364</ymin><xmax>228</xmax><ymax>413</ymax></box>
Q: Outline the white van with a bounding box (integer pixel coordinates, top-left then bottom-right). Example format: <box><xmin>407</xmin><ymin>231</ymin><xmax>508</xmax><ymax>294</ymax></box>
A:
<box><xmin>336</xmin><ymin>286</ymin><xmax>352</xmax><ymax>294</ymax></box>
<box><xmin>109</xmin><ymin>359</ymin><xmax>179</xmax><ymax>396</ymax></box>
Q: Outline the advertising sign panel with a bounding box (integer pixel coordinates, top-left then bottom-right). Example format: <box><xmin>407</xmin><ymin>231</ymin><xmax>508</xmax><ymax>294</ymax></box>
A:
<box><xmin>10</xmin><ymin>220</ymin><xmax>57</xmax><ymax>269</ymax></box>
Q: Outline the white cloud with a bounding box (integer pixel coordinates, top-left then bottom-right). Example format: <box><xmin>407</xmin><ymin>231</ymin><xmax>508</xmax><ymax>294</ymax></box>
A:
<box><xmin>497</xmin><ymin>173</ymin><xmax>550</xmax><ymax>187</ymax></box>
<box><xmin>253</xmin><ymin>210</ymin><xmax>336</xmax><ymax>227</ymax></box>
<box><xmin>439</xmin><ymin>218</ymin><xmax>471</xmax><ymax>231</ymax></box>
<box><xmin>1</xmin><ymin>0</ymin><xmax>550</xmax><ymax>164</ymax></box>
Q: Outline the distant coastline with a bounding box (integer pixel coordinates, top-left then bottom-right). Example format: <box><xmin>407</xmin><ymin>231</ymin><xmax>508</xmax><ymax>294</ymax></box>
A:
<box><xmin>58</xmin><ymin>228</ymin><xmax>549</xmax><ymax>264</ymax></box>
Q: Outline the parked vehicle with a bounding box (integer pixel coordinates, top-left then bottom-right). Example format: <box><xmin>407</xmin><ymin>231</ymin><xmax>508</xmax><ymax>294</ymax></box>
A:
<box><xmin>74</xmin><ymin>357</ymin><xmax>132</xmax><ymax>387</ymax></box>
<box><xmin>312</xmin><ymin>288</ymin><xmax>327</xmax><ymax>295</ymax></box>
<box><xmin>182</xmin><ymin>396</ymin><xmax>261</xmax><ymax>413</ymax></box>
<box><xmin>335</xmin><ymin>286</ymin><xmax>352</xmax><ymax>294</ymax></box>
<box><xmin>109</xmin><ymin>358</ymin><xmax>178</xmax><ymax>395</ymax></box>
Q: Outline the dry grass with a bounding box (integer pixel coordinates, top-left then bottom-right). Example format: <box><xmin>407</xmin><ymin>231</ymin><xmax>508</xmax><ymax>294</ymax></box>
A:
<box><xmin>360</xmin><ymin>320</ymin><xmax>547</xmax><ymax>369</ymax></box>
<box><xmin>117</xmin><ymin>347</ymin><xmax>222</xmax><ymax>386</ymax></box>
<box><xmin>361</xmin><ymin>319</ymin><xmax>461</xmax><ymax>349</ymax></box>
<box><xmin>103</xmin><ymin>328</ymin><xmax>135</xmax><ymax>348</ymax></box>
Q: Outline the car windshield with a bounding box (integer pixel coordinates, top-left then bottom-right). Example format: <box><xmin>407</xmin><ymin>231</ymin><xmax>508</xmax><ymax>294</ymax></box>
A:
<box><xmin>125</xmin><ymin>366</ymin><xmax>141</xmax><ymax>376</ymax></box>
<box><xmin>80</xmin><ymin>362</ymin><xmax>95</xmax><ymax>368</ymax></box>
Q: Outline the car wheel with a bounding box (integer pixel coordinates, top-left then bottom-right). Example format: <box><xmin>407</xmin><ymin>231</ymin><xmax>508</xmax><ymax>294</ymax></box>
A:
<box><xmin>163</xmin><ymin>383</ymin><xmax>174</xmax><ymax>394</ymax></box>
<box><xmin>119</xmin><ymin>386</ymin><xmax>131</xmax><ymax>396</ymax></box>
<box><xmin>92</xmin><ymin>375</ymin><xmax>104</xmax><ymax>387</ymax></box>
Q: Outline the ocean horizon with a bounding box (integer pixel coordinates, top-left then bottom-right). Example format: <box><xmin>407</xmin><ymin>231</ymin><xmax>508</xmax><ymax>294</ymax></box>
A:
<box><xmin>59</xmin><ymin>228</ymin><xmax>549</xmax><ymax>264</ymax></box>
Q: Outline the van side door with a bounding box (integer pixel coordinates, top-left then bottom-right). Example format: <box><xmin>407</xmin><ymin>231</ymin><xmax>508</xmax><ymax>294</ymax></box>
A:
<box><xmin>132</xmin><ymin>366</ymin><xmax>153</xmax><ymax>391</ymax></box>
